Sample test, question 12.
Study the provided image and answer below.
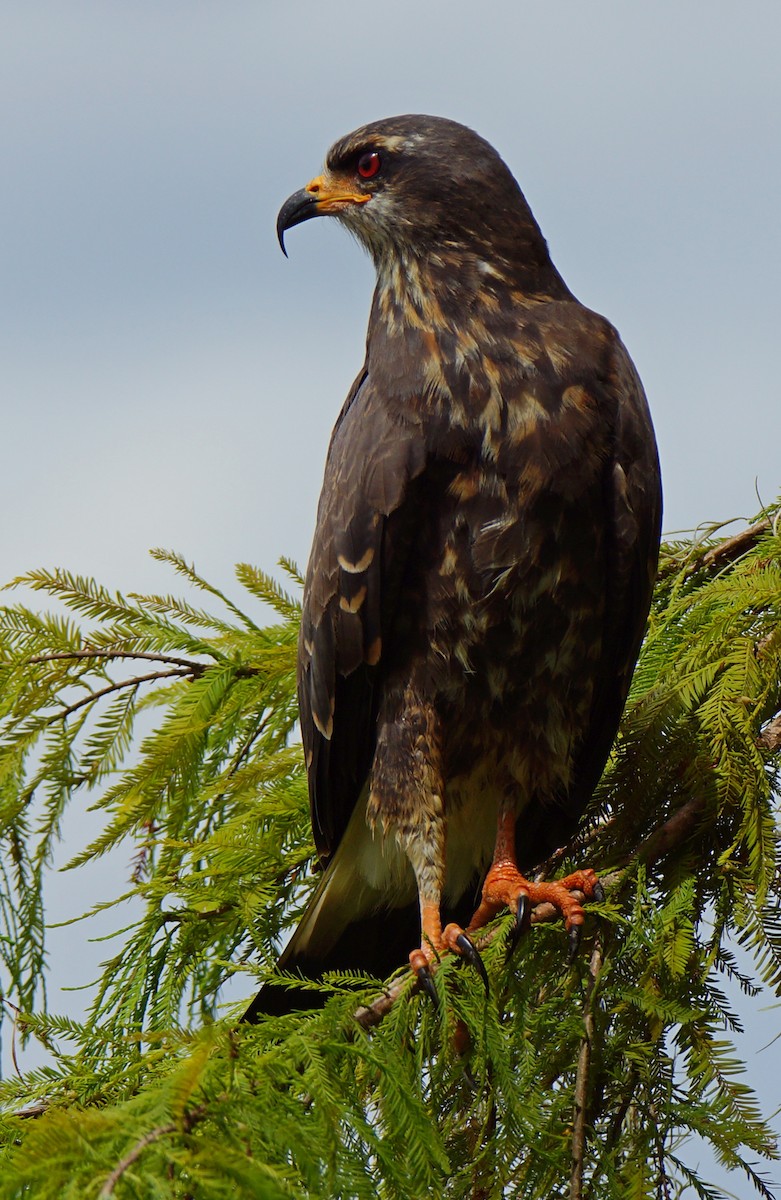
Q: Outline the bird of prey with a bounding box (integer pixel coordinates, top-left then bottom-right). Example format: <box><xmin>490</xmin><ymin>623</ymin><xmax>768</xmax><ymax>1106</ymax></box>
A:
<box><xmin>244</xmin><ymin>114</ymin><xmax>661</xmax><ymax>1020</ymax></box>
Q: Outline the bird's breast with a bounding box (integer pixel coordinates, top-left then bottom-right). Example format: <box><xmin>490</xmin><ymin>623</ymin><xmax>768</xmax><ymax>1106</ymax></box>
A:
<box><xmin>366</xmin><ymin>298</ymin><xmax>619</xmax><ymax>818</ymax></box>
<box><xmin>387</xmin><ymin>412</ymin><xmax>610</xmax><ymax>810</ymax></box>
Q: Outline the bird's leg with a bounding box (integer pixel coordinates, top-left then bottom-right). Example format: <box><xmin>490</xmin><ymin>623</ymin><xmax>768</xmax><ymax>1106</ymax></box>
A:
<box><xmin>467</xmin><ymin>806</ymin><xmax>603</xmax><ymax>956</ymax></box>
<box><xmin>408</xmin><ymin>895</ymin><xmax>444</xmax><ymax>1004</ymax></box>
<box><xmin>408</xmin><ymin>891</ymin><xmax>489</xmax><ymax>1001</ymax></box>
<box><xmin>372</xmin><ymin>686</ymin><xmax>488</xmax><ymax>997</ymax></box>
<box><xmin>403</xmin><ymin>823</ymin><xmax>489</xmax><ymax>1000</ymax></box>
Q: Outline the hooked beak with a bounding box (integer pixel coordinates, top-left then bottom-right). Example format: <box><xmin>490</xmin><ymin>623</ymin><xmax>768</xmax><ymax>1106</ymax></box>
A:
<box><xmin>276</xmin><ymin>175</ymin><xmax>371</xmax><ymax>256</ymax></box>
<box><xmin>276</xmin><ymin>188</ymin><xmax>320</xmax><ymax>257</ymax></box>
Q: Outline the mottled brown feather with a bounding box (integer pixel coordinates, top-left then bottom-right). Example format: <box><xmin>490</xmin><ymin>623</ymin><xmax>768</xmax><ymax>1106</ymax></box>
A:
<box><xmin>247</xmin><ymin>115</ymin><xmax>661</xmax><ymax>1018</ymax></box>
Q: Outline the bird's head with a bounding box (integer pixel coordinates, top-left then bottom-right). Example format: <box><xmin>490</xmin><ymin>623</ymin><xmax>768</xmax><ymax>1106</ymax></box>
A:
<box><xmin>276</xmin><ymin>114</ymin><xmax>552</xmax><ymax>283</ymax></box>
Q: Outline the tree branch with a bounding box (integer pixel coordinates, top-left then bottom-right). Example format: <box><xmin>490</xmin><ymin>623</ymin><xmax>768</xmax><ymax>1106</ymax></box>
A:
<box><xmin>53</xmin><ymin>669</ymin><xmax>193</xmax><ymax>723</ymax></box>
<box><xmin>98</xmin><ymin>1105</ymin><xmax>205</xmax><ymax>1198</ymax></box>
<box><xmin>633</xmin><ymin>794</ymin><xmax>707</xmax><ymax>866</ymax></box>
<box><xmin>98</xmin><ymin>1122</ymin><xmax>177</xmax><ymax>1197</ymax></box>
<box><xmin>354</xmin><ymin>978</ymin><xmax>410</xmax><ymax>1031</ymax></box>
<box><xmin>30</xmin><ymin>648</ymin><xmax>205</xmax><ymax>672</ymax></box>
<box><xmin>352</xmin><ymin>792</ymin><xmax>710</xmax><ymax>1030</ymax></box>
<box><xmin>697</xmin><ymin>517</ymin><xmax>773</xmax><ymax>573</ymax></box>
<box><xmin>657</xmin><ymin>513</ymin><xmax>776</xmax><ymax>580</ymax></box>
<box><xmin>570</xmin><ymin>934</ymin><xmax>602</xmax><ymax>1200</ymax></box>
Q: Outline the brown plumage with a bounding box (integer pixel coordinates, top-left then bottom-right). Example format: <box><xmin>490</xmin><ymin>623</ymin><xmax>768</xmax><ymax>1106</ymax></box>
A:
<box><xmin>244</xmin><ymin>115</ymin><xmax>661</xmax><ymax>1020</ymax></box>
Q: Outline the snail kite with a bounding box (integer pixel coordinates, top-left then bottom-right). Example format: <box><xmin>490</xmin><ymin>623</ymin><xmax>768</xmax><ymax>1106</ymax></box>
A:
<box><xmin>245</xmin><ymin>115</ymin><xmax>661</xmax><ymax>1019</ymax></box>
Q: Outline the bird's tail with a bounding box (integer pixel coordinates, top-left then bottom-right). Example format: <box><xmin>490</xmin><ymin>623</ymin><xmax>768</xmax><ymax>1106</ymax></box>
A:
<box><xmin>242</xmin><ymin>811</ymin><xmax>420</xmax><ymax>1021</ymax></box>
<box><xmin>242</xmin><ymin>856</ymin><xmax>420</xmax><ymax>1020</ymax></box>
<box><xmin>241</xmin><ymin>802</ymin><xmax>487</xmax><ymax>1021</ymax></box>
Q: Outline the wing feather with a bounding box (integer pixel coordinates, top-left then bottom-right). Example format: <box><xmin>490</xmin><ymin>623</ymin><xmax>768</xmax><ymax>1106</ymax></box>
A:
<box><xmin>548</xmin><ymin>335</ymin><xmax>661</xmax><ymax>840</ymax></box>
<box><xmin>298</xmin><ymin>368</ymin><xmax>431</xmax><ymax>861</ymax></box>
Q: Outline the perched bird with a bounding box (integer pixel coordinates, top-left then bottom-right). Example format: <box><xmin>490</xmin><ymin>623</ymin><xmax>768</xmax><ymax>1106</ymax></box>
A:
<box><xmin>245</xmin><ymin>114</ymin><xmax>661</xmax><ymax>1020</ymax></box>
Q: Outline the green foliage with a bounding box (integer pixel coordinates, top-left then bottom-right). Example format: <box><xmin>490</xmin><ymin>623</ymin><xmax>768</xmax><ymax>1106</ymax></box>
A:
<box><xmin>0</xmin><ymin>509</ymin><xmax>779</xmax><ymax>1198</ymax></box>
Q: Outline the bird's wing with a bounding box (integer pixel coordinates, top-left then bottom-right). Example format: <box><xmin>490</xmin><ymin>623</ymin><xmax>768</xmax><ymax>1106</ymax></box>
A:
<box><xmin>546</xmin><ymin>332</ymin><xmax>662</xmax><ymax>849</ymax></box>
<box><xmin>298</xmin><ymin>365</ymin><xmax>431</xmax><ymax>863</ymax></box>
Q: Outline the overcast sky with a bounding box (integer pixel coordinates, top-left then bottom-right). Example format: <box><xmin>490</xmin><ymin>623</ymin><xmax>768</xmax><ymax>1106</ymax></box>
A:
<box><xmin>4</xmin><ymin>1</ymin><xmax>780</xmax><ymax>603</ymax></box>
<box><xmin>2</xmin><ymin>1</ymin><xmax>780</xmax><ymax>1183</ymax></box>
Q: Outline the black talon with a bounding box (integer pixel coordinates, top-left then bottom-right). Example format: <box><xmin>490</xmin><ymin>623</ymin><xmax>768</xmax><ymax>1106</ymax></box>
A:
<box><xmin>417</xmin><ymin>964</ymin><xmax>439</xmax><ymax>1009</ymax></box>
<box><xmin>455</xmin><ymin>932</ymin><xmax>489</xmax><ymax>995</ymax></box>
<box><xmin>506</xmin><ymin>894</ymin><xmax>531</xmax><ymax>960</ymax></box>
<box><xmin>593</xmin><ymin>881</ymin><xmax>605</xmax><ymax>903</ymax></box>
<box><xmin>516</xmin><ymin>893</ymin><xmax>531</xmax><ymax>933</ymax></box>
<box><xmin>568</xmin><ymin>924</ymin><xmax>582</xmax><ymax>962</ymax></box>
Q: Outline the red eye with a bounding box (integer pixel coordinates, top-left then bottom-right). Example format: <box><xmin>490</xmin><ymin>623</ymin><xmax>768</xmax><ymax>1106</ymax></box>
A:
<box><xmin>357</xmin><ymin>150</ymin><xmax>381</xmax><ymax>180</ymax></box>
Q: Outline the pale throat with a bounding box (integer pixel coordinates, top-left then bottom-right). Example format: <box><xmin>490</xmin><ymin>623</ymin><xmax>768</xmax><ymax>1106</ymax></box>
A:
<box><xmin>372</xmin><ymin>242</ymin><xmax>512</xmax><ymax>336</ymax></box>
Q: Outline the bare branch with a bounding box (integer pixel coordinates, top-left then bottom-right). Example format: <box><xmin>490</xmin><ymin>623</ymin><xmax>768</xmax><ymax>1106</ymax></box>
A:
<box><xmin>98</xmin><ymin>1122</ymin><xmax>177</xmax><ymax>1197</ymax></box>
<box><xmin>226</xmin><ymin>713</ymin><xmax>272</xmax><ymax>780</ymax></box>
<box><xmin>15</xmin><ymin>1102</ymin><xmax>49</xmax><ymax>1120</ymax></box>
<box><xmin>658</xmin><ymin>513</ymin><xmax>775</xmax><ymax>580</ymax></box>
<box><xmin>98</xmin><ymin>1105</ymin><xmax>206</xmax><ymax>1198</ymax></box>
<box><xmin>354</xmin><ymin>978</ymin><xmax>409</xmax><ymax>1031</ymax></box>
<box><xmin>29</xmin><ymin>648</ymin><xmax>206</xmax><ymax>672</ymax></box>
<box><xmin>53</xmin><ymin>669</ymin><xmax>193</xmax><ymax>723</ymax></box>
<box><xmin>570</xmin><ymin>934</ymin><xmax>603</xmax><ymax>1200</ymax></box>
<box><xmin>698</xmin><ymin>517</ymin><xmax>772</xmax><ymax>572</ymax></box>
<box><xmin>634</xmin><ymin>795</ymin><xmax>707</xmax><ymax>866</ymax></box>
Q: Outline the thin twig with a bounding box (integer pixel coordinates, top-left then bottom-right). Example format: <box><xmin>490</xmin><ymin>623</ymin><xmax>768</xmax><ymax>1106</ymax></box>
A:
<box><xmin>53</xmin><ymin>669</ymin><xmax>193</xmax><ymax>723</ymax></box>
<box><xmin>29</xmin><ymin>649</ymin><xmax>205</xmax><ymax>672</ymax></box>
<box><xmin>697</xmin><ymin>517</ymin><xmax>772</xmax><ymax>572</ymax></box>
<box><xmin>633</xmin><ymin>794</ymin><xmax>707</xmax><ymax>866</ymax></box>
<box><xmin>98</xmin><ymin>1105</ymin><xmax>206</xmax><ymax>1198</ymax></box>
<box><xmin>570</xmin><ymin>934</ymin><xmax>603</xmax><ymax>1200</ymax></box>
<box><xmin>535</xmin><ymin>818</ymin><xmax>613</xmax><ymax>880</ymax></box>
<box><xmin>197</xmin><ymin>712</ymin><xmax>275</xmax><ymax>841</ymax></box>
<box><xmin>226</xmin><ymin>713</ymin><xmax>272</xmax><ymax>780</ymax></box>
<box><xmin>98</xmin><ymin>1122</ymin><xmax>177</xmax><ymax>1197</ymax></box>
<box><xmin>2</xmin><ymin>998</ymin><xmax>25</xmax><ymax>1080</ymax></box>
<box><xmin>603</xmin><ymin>1067</ymin><xmax>640</xmax><ymax>1158</ymax></box>
<box><xmin>657</xmin><ymin>514</ymin><xmax>774</xmax><ymax>581</ymax></box>
<box><xmin>354</xmin><ymin>978</ymin><xmax>409</xmax><ymax>1030</ymax></box>
<box><xmin>10</xmin><ymin>1010</ymin><xmax>22</xmax><ymax>1080</ymax></box>
<box><xmin>160</xmin><ymin>903</ymin><xmax>234</xmax><ymax>924</ymax></box>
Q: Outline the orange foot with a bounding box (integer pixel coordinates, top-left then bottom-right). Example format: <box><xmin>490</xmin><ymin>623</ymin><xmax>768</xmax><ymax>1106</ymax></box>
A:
<box><xmin>409</xmin><ymin>915</ymin><xmax>490</xmax><ymax>1006</ymax></box>
<box><xmin>467</xmin><ymin>863</ymin><xmax>604</xmax><ymax>959</ymax></box>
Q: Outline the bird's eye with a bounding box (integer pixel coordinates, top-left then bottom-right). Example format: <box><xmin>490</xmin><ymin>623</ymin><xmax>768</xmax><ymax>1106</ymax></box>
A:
<box><xmin>357</xmin><ymin>150</ymin><xmax>381</xmax><ymax>180</ymax></box>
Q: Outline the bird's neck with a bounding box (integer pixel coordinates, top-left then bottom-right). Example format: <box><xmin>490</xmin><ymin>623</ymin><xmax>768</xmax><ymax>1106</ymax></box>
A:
<box><xmin>371</xmin><ymin>243</ymin><xmax>570</xmax><ymax>338</ymax></box>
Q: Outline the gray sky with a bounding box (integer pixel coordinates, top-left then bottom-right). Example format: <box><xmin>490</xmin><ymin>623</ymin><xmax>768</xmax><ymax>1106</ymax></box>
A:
<box><xmin>3</xmin><ymin>1</ymin><xmax>780</xmax><ymax>602</ymax></box>
<box><xmin>2</xmin><ymin>1</ymin><xmax>780</xmax><ymax>1185</ymax></box>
